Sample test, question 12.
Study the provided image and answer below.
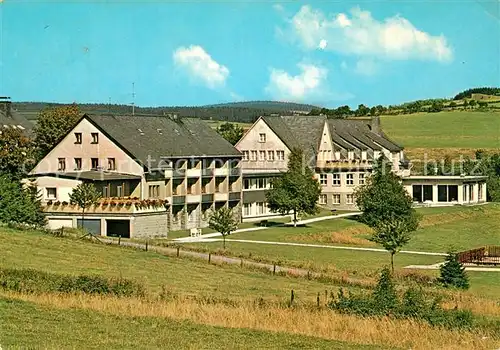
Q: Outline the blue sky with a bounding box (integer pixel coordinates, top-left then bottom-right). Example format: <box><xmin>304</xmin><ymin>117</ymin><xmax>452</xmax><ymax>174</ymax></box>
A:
<box><xmin>0</xmin><ymin>1</ymin><xmax>499</xmax><ymax>108</ymax></box>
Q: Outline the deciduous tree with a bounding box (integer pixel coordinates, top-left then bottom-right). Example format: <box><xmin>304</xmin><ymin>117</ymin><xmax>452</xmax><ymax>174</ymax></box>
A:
<box><xmin>266</xmin><ymin>148</ymin><xmax>321</xmax><ymax>226</ymax></box>
<box><xmin>216</xmin><ymin>122</ymin><xmax>244</xmax><ymax>145</ymax></box>
<box><xmin>33</xmin><ymin>104</ymin><xmax>81</xmax><ymax>160</ymax></box>
<box><xmin>0</xmin><ymin>127</ymin><xmax>35</xmax><ymax>178</ymax></box>
<box><xmin>208</xmin><ymin>206</ymin><xmax>238</xmax><ymax>249</ymax></box>
<box><xmin>69</xmin><ymin>183</ymin><xmax>101</xmax><ymax>231</ymax></box>
<box><xmin>355</xmin><ymin>155</ymin><xmax>420</xmax><ymax>272</ymax></box>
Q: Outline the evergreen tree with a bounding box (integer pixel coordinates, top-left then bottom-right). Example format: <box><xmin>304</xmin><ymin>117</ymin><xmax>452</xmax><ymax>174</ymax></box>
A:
<box><xmin>372</xmin><ymin>267</ymin><xmax>398</xmax><ymax>313</ymax></box>
<box><xmin>266</xmin><ymin>148</ymin><xmax>321</xmax><ymax>226</ymax></box>
<box><xmin>438</xmin><ymin>251</ymin><xmax>469</xmax><ymax>290</ymax></box>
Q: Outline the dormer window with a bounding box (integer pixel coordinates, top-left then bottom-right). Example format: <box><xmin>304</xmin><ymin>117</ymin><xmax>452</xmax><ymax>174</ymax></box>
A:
<box><xmin>74</xmin><ymin>133</ymin><xmax>82</xmax><ymax>144</ymax></box>
<box><xmin>91</xmin><ymin>133</ymin><xmax>99</xmax><ymax>144</ymax></box>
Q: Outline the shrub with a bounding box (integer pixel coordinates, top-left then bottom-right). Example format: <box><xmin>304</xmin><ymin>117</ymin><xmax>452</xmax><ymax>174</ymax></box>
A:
<box><xmin>0</xmin><ymin>267</ymin><xmax>144</xmax><ymax>297</ymax></box>
<box><xmin>438</xmin><ymin>252</ymin><xmax>469</xmax><ymax>290</ymax></box>
<box><xmin>329</xmin><ymin>268</ymin><xmax>474</xmax><ymax>329</ymax></box>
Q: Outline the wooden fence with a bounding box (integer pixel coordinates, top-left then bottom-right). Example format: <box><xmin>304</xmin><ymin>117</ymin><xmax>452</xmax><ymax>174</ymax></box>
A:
<box><xmin>457</xmin><ymin>246</ymin><xmax>500</xmax><ymax>265</ymax></box>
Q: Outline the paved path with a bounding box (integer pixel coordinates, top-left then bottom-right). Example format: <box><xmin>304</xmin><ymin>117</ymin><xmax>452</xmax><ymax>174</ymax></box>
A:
<box><xmin>405</xmin><ymin>263</ymin><xmax>500</xmax><ymax>272</ymax></box>
<box><xmin>179</xmin><ymin>238</ymin><xmax>447</xmax><ymax>257</ymax></box>
<box><xmin>174</xmin><ymin>212</ymin><xmax>362</xmax><ymax>243</ymax></box>
<box><xmin>101</xmin><ymin>238</ymin><xmax>320</xmax><ymax>278</ymax></box>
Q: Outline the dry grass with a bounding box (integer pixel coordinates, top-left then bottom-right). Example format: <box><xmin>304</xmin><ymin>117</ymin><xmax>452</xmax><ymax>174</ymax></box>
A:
<box><xmin>2</xmin><ymin>291</ymin><xmax>497</xmax><ymax>350</ymax></box>
<box><xmin>290</xmin><ymin>226</ymin><xmax>374</xmax><ymax>246</ymax></box>
<box><xmin>419</xmin><ymin>207</ymin><xmax>497</xmax><ymax>228</ymax></box>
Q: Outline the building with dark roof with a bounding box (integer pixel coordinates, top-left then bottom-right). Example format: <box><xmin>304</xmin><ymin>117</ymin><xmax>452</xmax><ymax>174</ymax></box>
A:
<box><xmin>235</xmin><ymin>115</ymin><xmax>486</xmax><ymax>220</ymax></box>
<box><xmin>0</xmin><ymin>97</ymin><xmax>33</xmax><ymax>133</ymax></box>
<box><xmin>27</xmin><ymin>114</ymin><xmax>242</xmax><ymax>238</ymax></box>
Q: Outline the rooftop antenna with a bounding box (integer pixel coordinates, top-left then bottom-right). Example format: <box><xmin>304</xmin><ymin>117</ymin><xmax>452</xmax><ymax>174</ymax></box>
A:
<box><xmin>132</xmin><ymin>82</ymin><xmax>135</xmax><ymax>116</ymax></box>
<box><xmin>108</xmin><ymin>97</ymin><xmax>111</xmax><ymax>114</ymax></box>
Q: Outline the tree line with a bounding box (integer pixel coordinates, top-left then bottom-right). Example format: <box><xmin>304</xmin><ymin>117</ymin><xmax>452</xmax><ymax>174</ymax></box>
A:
<box><xmin>453</xmin><ymin>87</ymin><xmax>500</xmax><ymax>100</ymax></box>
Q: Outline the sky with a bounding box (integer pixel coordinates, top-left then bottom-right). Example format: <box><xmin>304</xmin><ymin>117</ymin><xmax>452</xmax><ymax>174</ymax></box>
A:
<box><xmin>0</xmin><ymin>0</ymin><xmax>499</xmax><ymax>108</ymax></box>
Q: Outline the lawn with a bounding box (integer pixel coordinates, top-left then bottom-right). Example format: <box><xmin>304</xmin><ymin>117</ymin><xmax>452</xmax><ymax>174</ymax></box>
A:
<box><xmin>0</xmin><ymin>227</ymin><xmax>346</xmax><ymax>301</ymax></box>
<box><xmin>0</xmin><ymin>297</ymin><xmax>376</xmax><ymax>350</ymax></box>
<box><xmin>381</xmin><ymin>111</ymin><xmax>500</xmax><ymax>149</ymax></box>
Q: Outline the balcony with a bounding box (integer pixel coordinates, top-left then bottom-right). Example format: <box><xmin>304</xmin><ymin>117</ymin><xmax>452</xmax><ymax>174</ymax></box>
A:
<box><xmin>229</xmin><ymin>192</ymin><xmax>241</xmax><ymax>201</ymax></box>
<box><xmin>186</xmin><ymin>168</ymin><xmax>202</xmax><ymax>178</ymax></box>
<box><xmin>186</xmin><ymin>194</ymin><xmax>200</xmax><ymax>204</ymax></box>
<box><xmin>214</xmin><ymin>193</ymin><xmax>228</xmax><ymax>202</ymax></box>
<box><xmin>172</xmin><ymin>169</ymin><xmax>186</xmax><ymax>178</ymax></box>
<box><xmin>43</xmin><ymin>198</ymin><xmax>168</xmax><ymax>215</ymax></box>
<box><xmin>201</xmin><ymin>168</ymin><xmax>214</xmax><ymax>177</ymax></box>
<box><xmin>228</xmin><ymin>168</ymin><xmax>241</xmax><ymax>177</ymax></box>
<box><xmin>202</xmin><ymin>193</ymin><xmax>214</xmax><ymax>203</ymax></box>
<box><xmin>316</xmin><ymin>160</ymin><xmax>372</xmax><ymax>170</ymax></box>
<box><xmin>172</xmin><ymin>195</ymin><xmax>186</xmax><ymax>205</ymax></box>
<box><xmin>214</xmin><ymin>168</ymin><xmax>228</xmax><ymax>177</ymax></box>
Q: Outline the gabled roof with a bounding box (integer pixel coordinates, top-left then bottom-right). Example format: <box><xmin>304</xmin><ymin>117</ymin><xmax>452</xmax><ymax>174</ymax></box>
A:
<box><xmin>85</xmin><ymin>114</ymin><xmax>241</xmax><ymax>169</ymax></box>
<box><xmin>0</xmin><ymin>108</ymin><xmax>33</xmax><ymax>134</ymax></box>
<box><xmin>262</xmin><ymin>115</ymin><xmax>326</xmax><ymax>160</ymax></box>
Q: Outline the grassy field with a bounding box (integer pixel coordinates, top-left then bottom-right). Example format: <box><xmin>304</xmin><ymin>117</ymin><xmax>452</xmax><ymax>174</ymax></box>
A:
<box><xmin>381</xmin><ymin>111</ymin><xmax>500</xmax><ymax>153</ymax></box>
<box><xmin>1</xmin><ymin>297</ymin><xmax>374</xmax><ymax>350</ymax></box>
<box><xmin>1</xmin><ymin>223</ymin><xmax>499</xmax><ymax>348</ymax></box>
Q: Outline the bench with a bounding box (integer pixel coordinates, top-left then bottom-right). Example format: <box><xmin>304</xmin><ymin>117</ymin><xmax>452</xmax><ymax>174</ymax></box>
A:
<box><xmin>189</xmin><ymin>228</ymin><xmax>202</xmax><ymax>237</ymax></box>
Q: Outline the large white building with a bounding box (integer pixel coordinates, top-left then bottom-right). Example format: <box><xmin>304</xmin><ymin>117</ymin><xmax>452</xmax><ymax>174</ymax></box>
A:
<box><xmin>236</xmin><ymin>115</ymin><xmax>487</xmax><ymax>221</ymax></box>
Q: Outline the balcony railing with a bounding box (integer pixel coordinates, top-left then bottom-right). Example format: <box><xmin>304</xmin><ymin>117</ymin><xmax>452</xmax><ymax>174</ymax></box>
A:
<box><xmin>172</xmin><ymin>195</ymin><xmax>186</xmax><ymax>205</ymax></box>
<box><xmin>201</xmin><ymin>168</ymin><xmax>213</xmax><ymax>177</ymax></box>
<box><xmin>229</xmin><ymin>192</ymin><xmax>241</xmax><ymax>201</ymax></box>
<box><xmin>172</xmin><ymin>169</ymin><xmax>186</xmax><ymax>178</ymax></box>
<box><xmin>202</xmin><ymin>194</ymin><xmax>214</xmax><ymax>203</ymax></box>
<box><xmin>316</xmin><ymin>160</ymin><xmax>372</xmax><ymax>169</ymax></box>
<box><xmin>229</xmin><ymin>168</ymin><xmax>241</xmax><ymax>177</ymax></box>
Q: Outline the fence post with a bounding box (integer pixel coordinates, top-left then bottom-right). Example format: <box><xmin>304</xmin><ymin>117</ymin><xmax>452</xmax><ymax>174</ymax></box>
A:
<box><xmin>317</xmin><ymin>292</ymin><xmax>320</xmax><ymax>308</ymax></box>
<box><xmin>290</xmin><ymin>289</ymin><xmax>295</xmax><ymax>307</ymax></box>
<box><xmin>240</xmin><ymin>259</ymin><xmax>243</xmax><ymax>268</ymax></box>
<box><xmin>325</xmin><ymin>290</ymin><xmax>328</xmax><ymax>305</ymax></box>
<box><xmin>273</xmin><ymin>264</ymin><xmax>276</xmax><ymax>275</ymax></box>
<box><xmin>177</xmin><ymin>247</ymin><xmax>180</xmax><ymax>257</ymax></box>
<box><xmin>208</xmin><ymin>253</ymin><xmax>211</xmax><ymax>264</ymax></box>
<box><xmin>307</xmin><ymin>271</ymin><xmax>310</xmax><ymax>280</ymax></box>
<box><xmin>118</xmin><ymin>235</ymin><xmax>121</xmax><ymax>246</ymax></box>
<box><xmin>145</xmin><ymin>240</ymin><xmax>148</xmax><ymax>252</ymax></box>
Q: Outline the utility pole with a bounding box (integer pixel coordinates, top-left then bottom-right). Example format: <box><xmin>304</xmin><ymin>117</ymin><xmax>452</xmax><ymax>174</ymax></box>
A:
<box><xmin>132</xmin><ymin>82</ymin><xmax>135</xmax><ymax>116</ymax></box>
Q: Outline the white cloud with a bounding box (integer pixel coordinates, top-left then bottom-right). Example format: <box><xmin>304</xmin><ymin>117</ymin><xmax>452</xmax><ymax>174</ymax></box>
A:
<box><xmin>273</xmin><ymin>3</ymin><xmax>284</xmax><ymax>12</ymax></box>
<box><xmin>173</xmin><ymin>45</ymin><xmax>229</xmax><ymax>88</ymax></box>
<box><xmin>282</xmin><ymin>5</ymin><xmax>453</xmax><ymax>62</ymax></box>
<box><xmin>265</xmin><ymin>62</ymin><xmax>353</xmax><ymax>102</ymax></box>
<box><xmin>354</xmin><ymin>59</ymin><xmax>378</xmax><ymax>76</ymax></box>
<box><xmin>318</xmin><ymin>39</ymin><xmax>328</xmax><ymax>50</ymax></box>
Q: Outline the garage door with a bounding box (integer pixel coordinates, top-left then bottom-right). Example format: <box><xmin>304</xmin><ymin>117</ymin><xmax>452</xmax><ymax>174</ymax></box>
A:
<box><xmin>76</xmin><ymin>219</ymin><xmax>101</xmax><ymax>235</ymax></box>
<box><xmin>48</xmin><ymin>218</ymin><xmax>73</xmax><ymax>230</ymax></box>
<box><xmin>106</xmin><ymin>219</ymin><xmax>130</xmax><ymax>238</ymax></box>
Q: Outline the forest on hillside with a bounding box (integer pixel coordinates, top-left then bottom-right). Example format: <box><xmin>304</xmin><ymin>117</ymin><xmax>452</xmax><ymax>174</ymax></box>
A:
<box><xmin>453</xmin><ymin>87</ymin><xmax>500</xmax><ymax>100</ymax></box>
<box><xmin>12</xmin><ymin>101</ymin><xmax>316</xmax><ymax>124</ymax></box>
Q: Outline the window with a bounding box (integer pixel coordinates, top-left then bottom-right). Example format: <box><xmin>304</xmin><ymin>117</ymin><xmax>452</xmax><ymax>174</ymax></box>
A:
<box><xmin>268</xmin><ymin>150</ymin><xmax>274</xmax><ymax>161</ymax></box>
<box><xmin>74</xmin><ymin>158</ymin><xmax>82</xmax><ymax>170</ymax></box>
<box><xmin>250</xmin><ymin>150</ymin><xmax>257</xmax><ymax>161</ymax></box>
<box><xmin>259</xmin><ymin>133</ymin><xmax>266</xmax><ymax>142</ymax></box>
<box><xmin>244</xmin><ymin>179</ymin><xmax>251</xmax><ymax>190</ymax></box>
<box><xmin>346</xmin><ymin>173</ymin><xmax>354</xmax><ymax>185</ymax></box>
<box><xmin>346</xmin><ymin>194</ymin><xmax>354</xmax><ymax>204</ymax></box>
<box><xmin>102</xmin><ymin>186</ymin><xmax>109</xmax><ymax>197</ymax></box>
<box><xmin>479</xmin><ymin>184</ymin><xmax>483</xmax><ymax>201</ymax></box>
<box><xmin>242</xmin><ymin>151</ymin><xmax>249</xmax><ymax>161</ymax></box>
<box><xmin>259</xmin><ymin>151</ymin><xmax>266</xmax><ymax>161</ymax></box>
<box><xmin>149</xmin><ymin>185</ymin><xmax>160</xmax><ymax>198</ymax></box>
<box><xmin>276</xmin><ymin>150</ymin><xmax>285</xmax><ymax>161</ymax></box>
<box><xmin>117</xmin><ymin>186</ymin><xmax>123</xmax><ymax>198</ymax></box>
<box><xmin>361</xmin><ymin>151</ymin><xmax>367</xmax><ymax>160</ymax></box>
<box><xmin>91</xmin><ymin>133</ymin><xmax>99</xmax><ymax>144</ymax></box>
<box><xmin>332</xmin><ymin>194</ymin><xmax>340</xmax><ymax>204</ymax></box>
<box><xmin>332</xmin><ymin>173</ymin><xmax>341</xmax><ymax>185</ymax></box>
<box><xmin>46</xmin><ymin>187</ymin><xmax>57</xmax><ymax>200</ymax></box>
<box><xmin>107</xmin><ymin>158</ymin><xmax>116</xmax><ymax>170</ymax></box>
<box><xmin>256</xmin><ymin>202</ymin><xmax>265</xmax><ymax>215</ymax></box>
<box><xmin>319</xmin><ymin>194</ymin><xmax>327</xmax><ymax>205</ymax></box>
<box><xmin>319</xmin><ymin>174</ymin><xmax>327</xmax><ymax>186</ymax></box>
<box><xmin>91</xmin><ymin>158</ymin><xmax>99</xmax><ymax>170</ymax></box>
<box><xmin>348</xmin><ymin>151</ymin><xmax>354</xmax><ymax>160</ymax></box>
<box><xmin>58</xmin><ymin>158</ymin><xmax>66</xmax><ymax>171</ymax></box>
<box><xmin>74</xmin><ymin>133</ymin><xmax>82</xmax><ymax>144</ymax></box>
<box><xmin>243</xmin><ymin>203</ymin><xmax>252</xmax><ymax>216</ymax></box>
<box><xmin>359</xmin><ymin>173</ymin><xmax>365</xmax><ymax>185</ymax></box>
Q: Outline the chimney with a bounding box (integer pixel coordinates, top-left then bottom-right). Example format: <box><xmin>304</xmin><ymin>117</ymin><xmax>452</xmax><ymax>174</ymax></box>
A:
<box><xmin>370</xmin><ymin>115</ymin><xmax>380</xmax><ymax>134</ymax></box>
<box><xmin>0</xmin><ymin>97</ymin><xmax>12</xmax><ymax>117</ymax></box>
